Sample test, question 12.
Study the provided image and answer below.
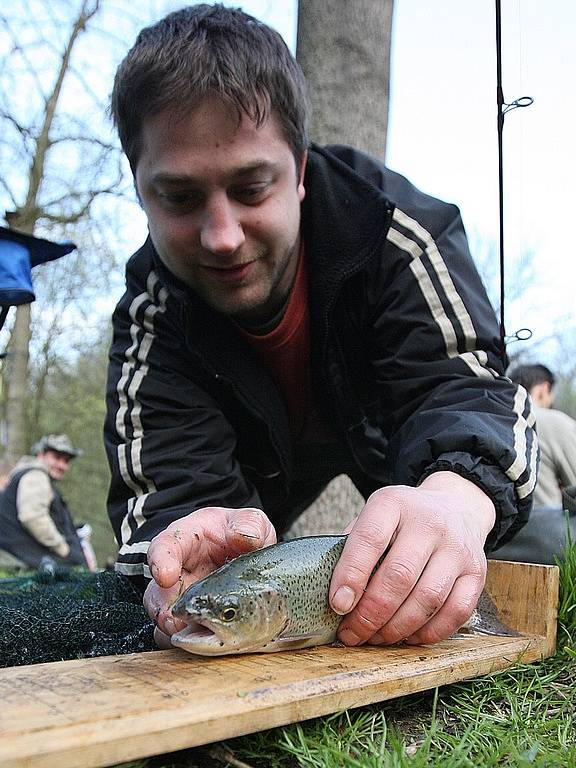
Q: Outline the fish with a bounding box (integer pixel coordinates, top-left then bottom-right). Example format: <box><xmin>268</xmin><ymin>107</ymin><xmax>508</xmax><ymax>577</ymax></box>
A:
<box><xmin>170</xmin><ymin>535</ymin><xmax>518</xmax><ymax>656</ymax></box>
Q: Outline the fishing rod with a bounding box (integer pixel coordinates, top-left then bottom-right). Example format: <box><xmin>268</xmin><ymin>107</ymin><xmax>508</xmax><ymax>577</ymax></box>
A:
<box><xmin>495</xmin><ymin>0</ymin><xmax>533</xmax><ymax>362</ymax></box>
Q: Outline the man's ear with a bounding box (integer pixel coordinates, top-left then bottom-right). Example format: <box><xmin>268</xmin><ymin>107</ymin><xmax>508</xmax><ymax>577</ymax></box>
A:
<box><xmin>134</xmin><ymin>178</ymin><xmax>144</xmax><ymax>209</ymax></box>
<box><xmin>530</xmin><ymin>381</ymin><xmax>547</xmax><ymax>406</ymax></box>
<box><xmin>297</xmin><ymin>150</ymin><xmax>308</xmax><ymax>203</ymax></box>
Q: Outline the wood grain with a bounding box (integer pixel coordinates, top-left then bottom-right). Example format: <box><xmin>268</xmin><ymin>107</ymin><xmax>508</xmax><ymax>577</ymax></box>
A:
<box><xmin>485</xmin><ymin>558</ymin><xmax>559</xmax><ymax>653</ymax></box>
<box><xmin>0</xmin><ymin>560</ymin><xmax>559</xmax><ymax>768</ymax></box>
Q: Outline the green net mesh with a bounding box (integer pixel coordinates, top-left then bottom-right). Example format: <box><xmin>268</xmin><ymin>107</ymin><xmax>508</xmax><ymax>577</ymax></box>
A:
<box><xmin>0</xmin><ymin>568</ymin><xmax>156</xmax><ymax>668</ymax></box>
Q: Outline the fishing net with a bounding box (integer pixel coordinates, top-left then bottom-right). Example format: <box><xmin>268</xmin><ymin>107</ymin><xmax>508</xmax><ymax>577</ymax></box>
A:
<box><xmin>0</xmin><ymin>567</ymin><xmax>155</xmax><ymax>668</ymax></box>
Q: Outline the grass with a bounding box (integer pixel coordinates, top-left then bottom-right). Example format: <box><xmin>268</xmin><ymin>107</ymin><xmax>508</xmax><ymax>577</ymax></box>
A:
<box><xmin>115</xmin><ymin>538</ymin><xmax>576</xmax><ymax>768</ymax></box>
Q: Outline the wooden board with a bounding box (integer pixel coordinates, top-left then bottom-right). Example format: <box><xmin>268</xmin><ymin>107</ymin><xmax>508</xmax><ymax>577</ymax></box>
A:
<box><xmin>0</xmin><ymin>560</ymin><xmax>559</xmax><ymax>768</ymax></box>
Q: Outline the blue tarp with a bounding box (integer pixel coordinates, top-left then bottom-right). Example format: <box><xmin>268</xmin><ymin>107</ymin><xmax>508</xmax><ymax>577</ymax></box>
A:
<box><xmin>0</xmin><ymin>226</ymin><xmax>76</xmax><ymax>306</ymax></box>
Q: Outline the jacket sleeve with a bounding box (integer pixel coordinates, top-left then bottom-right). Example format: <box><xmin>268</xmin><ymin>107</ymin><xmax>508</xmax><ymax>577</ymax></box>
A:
<box><xmin>104</xmin><ymin>264</ymin><xmax>262</xmax><ymax>585</ymax></box>
<box><xmin>362</xmin><ymin>187</ymin><xmax>537</xmax><ymax>551</ymax></box>
<box><xmin>17</xmin><ymin>470</ymin><xmax>70</xmax><ymax>557</ymax></box>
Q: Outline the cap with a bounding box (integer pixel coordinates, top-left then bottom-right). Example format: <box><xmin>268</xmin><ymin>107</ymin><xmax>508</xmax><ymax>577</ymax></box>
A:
<box><xmin>33</xmin><ymin>434</ymin><xmax>83</xmax><ymax>458</ymax></box>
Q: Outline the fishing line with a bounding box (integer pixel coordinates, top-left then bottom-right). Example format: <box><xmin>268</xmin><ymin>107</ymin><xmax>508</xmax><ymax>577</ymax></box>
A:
<box><xmin>495</xmin><ymin>0</ymin><xmax>533</xmax><ymax>358</ymax></box>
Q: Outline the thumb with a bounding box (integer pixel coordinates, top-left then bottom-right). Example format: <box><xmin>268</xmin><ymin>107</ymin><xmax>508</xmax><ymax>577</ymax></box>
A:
<box><xmin>225</xmin><ymin>507</ymin><xmax>277</xmax><ymax>556</ymax></box>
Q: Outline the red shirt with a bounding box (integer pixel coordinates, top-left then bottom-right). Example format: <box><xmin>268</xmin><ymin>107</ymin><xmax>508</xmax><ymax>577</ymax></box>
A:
<box><xmin>238</xmin><ymin>246</ymin><xmax>312</xmax><ymax>438</ymax></box>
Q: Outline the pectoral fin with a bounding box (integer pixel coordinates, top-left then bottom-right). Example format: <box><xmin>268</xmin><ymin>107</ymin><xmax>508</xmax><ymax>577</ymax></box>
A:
<box><xmin>270</xmin><ymin>627</ymin><xmax>338</xmax><ymax>651</ymax></box>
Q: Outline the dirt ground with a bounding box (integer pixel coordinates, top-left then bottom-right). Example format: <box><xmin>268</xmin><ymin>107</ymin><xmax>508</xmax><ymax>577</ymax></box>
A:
<box><xmin>286</xmin><ymin>474</ymin><xmax>365</xmax><ymax>538</ymax></box>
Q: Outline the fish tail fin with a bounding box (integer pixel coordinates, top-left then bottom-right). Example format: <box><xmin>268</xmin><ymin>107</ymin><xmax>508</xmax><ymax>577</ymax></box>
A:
<box><xmin>459</xmin><ymin>591</ymin><xmax>521</xmax><ymax>637</ymax></box>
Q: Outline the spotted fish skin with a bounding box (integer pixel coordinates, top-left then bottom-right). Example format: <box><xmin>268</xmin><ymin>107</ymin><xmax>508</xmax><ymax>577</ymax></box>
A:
<box><xmin>171</xmin><ymin>536</ymin><xmax>346</xmax><ymax>655</ymax></box>
<box><xmin>256</xmin><ymin>535</ymin><xmax>345</xmax><ymax>639</ymax></box>
<box><xmin>170</xmin><ymin>535</ymin><xmax>518</xmax><ymax>656</ymax></box>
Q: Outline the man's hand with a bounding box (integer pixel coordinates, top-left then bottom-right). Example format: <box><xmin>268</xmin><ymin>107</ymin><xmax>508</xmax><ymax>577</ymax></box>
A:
<box><xmin>329</xmin><ymin>471</ymin><xmax>496</xmax><ymax>646</ymax></box>
<box><xmin>144</xmin><ymin>507</ymin><xmax>276</xmax><ymax>648</ymax></box>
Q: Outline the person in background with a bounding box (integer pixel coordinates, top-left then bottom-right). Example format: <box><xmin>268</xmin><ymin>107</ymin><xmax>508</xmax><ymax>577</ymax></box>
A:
<box><xmin>0</xmin><ymin>434</ymin><xmax>88</xmax><ymax>570</ymax></box>
<box><xmin>510</xmin><ymin>365</ymin><xmax>576</xmax><ymax>509</ymax></box>
<box><xmin>490</xmin><ymin>364</ymin><xmax>576</xmax><ymax>564</ymax></box>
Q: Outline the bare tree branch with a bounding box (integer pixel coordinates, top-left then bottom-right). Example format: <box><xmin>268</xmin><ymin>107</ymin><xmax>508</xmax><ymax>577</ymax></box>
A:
<box><xmin>0</xmin><ymin>19</ymin><xmax>47</xmax><ymax>100</ymax></box>
<box><xmin>0</xmin><ymin>110</ymin><xmax>33</xmax><ymax>140</ymax></box>
<box><xmin>0</xmin><ymin>175</ymin><xmax>18</xmax><ymax>209</ymax></box>
<box><xmin>1</xmin><ymin>0</ymin><xmax>109</xmax><ymax>461</ymax></box>
<box><xmin>24</xmin><ymin>0</ymin><xmax>101</xmax><ymax>212</ymax></box>
<box><xmin>47</xmin><ymin>135</ymin><xmax>117</xmax><ymax>152</ymax></box>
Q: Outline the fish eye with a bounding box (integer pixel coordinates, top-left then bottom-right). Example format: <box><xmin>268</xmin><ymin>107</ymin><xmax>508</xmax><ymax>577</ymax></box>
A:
<box><xmin>221</xmin><ymin>606</ymin><xmax>237</xmax><ymax>622</ymax></box>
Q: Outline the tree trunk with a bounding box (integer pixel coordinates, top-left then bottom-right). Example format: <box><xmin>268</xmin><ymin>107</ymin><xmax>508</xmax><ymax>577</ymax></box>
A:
<box><xmin>290</xmin><ymin>1</ymin><xmax>394</xmax><ymax>536</ymax></box>
<box><xmin>297</xmin><ymin>0</ymin><xmax>394</xmax><ymax>159</ymax></box>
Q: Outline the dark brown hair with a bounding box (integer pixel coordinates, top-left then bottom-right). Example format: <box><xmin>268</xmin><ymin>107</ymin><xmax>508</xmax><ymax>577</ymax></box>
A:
<box><xmin>508</xmin><ymin>363</ymin><xmax>556</xmax><ymax>392</ymax></box>
<box><xmin>111</xmin><ymin>4</ymin><xmax>309</xmax><ymax>173</ymax></box>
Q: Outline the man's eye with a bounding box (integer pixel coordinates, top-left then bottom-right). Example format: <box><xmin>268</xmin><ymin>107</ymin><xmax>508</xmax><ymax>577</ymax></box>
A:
<box><xmin>234</xmin><ymin>184</ymin><xmax>268</xmax><ymax>203</ymax></box>
<box><xmin>158</xmin><ymin>192</ymin><xmax>199</xmax><ymax>207</ymax></box>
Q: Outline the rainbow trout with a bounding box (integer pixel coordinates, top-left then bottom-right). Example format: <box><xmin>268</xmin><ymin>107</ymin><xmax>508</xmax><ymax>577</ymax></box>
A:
<box><xmin>170</xmin><ymin>535</ymin><xmax>518</xmax><ymax>656</ymax></box>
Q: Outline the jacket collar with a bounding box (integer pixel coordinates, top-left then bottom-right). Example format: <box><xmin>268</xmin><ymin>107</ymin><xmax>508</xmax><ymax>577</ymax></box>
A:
<box><xmin>302</xmin><ymin>145</ymin><xmax>394</xmax><ymax>333</ymax></box>
<box><xmin>303</xmin><ymin>145</ymin><xmax>393</xmax><ymax>271</ymax></box>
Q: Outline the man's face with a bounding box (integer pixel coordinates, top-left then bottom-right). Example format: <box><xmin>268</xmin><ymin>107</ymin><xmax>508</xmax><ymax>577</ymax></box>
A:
<box><xmin>135</xmin><ymin>96</ymin><xmax>306</xmax><ymax>326</ymax></box>
<box><xmin>39</xmin><ymin>450</ymin><xmax>72</xmax><ymax>481</ymax></box>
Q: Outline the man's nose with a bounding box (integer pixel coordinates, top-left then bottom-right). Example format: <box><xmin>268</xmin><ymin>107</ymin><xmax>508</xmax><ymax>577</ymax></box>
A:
<box><xmin>200</xmin><ymin>195</ymin><xmax>245</xmax><ymax>255</ymax></box>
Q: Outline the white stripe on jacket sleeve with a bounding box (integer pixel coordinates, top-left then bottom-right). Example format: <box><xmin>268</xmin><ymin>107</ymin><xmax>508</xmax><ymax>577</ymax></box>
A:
<box><xmin>112</xmin><ymin>270</ymin><xmax>168</xmax><ymax>547</ymax></box>
<box><xmin>386</xmin><ymin>207</ymin><xmax>535</xmax><ymax>499</ymax></box>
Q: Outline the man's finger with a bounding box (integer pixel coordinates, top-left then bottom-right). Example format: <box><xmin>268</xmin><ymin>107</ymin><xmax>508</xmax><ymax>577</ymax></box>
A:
<box><xmin>364</xmin><ymin>557</ymin><xmax>458</xmax><ymax>645</ymax></box>
<box><xmin>329</xmin><ymin>488</ymin><xmax>403</xmax><ymax>616</ymax></box>
<box><xmin>404</xmin><ymin>573</ymin><xmax>486</xmax><ymax>645</ymax></box>
<box><xmin>147</xmin><ymin>507</ymin><xmax>273</xmax><ymax>588</ymax></box>
<box><xmin>153</xmin><ymin>625</ymin><xmax>173</xmax><ymax>649</ymax></box>
<box><xmin>147</xmin><ymin>525</ymin><xmax>199</xmax><ymax>588</ymax></box>
<box><xmin>336</xmin><ymin>532</ymin><xmax>434</xmax><ymax>645</ymax></box>
<box><xmin>147</xmin><ymin>506</ymin><xmax>231</xmax><ymax>589</ymax></box>
<box><xmin>143</xmin><ymin>579</ymin><xmax>188</xmax><ymax>634</ymax></box>
<box><xmin>225</xmin><ymin>507</ymin><xmax>277</xmax><ymax>554</ymax></box>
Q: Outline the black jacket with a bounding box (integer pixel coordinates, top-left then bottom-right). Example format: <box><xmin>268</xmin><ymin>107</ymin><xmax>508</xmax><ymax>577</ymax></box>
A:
<box><xmin>0</xmin><ymin>466</ymin><xmax>86</xmax><ymax>568</ymax></box>
<box><xmin>105</xmin><ymin>145</ymin><xmax>537</xmax><ymax>582</ymax></box>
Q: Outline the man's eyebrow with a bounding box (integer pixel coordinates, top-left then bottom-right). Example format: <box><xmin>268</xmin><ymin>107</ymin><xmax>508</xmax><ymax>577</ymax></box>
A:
<box><xmin>232</xmin><ymin>160</ymin><xmax>278</xmax><ymax>178</ymax></box>
<box><xmin>151</xmin><ymin>161</ymin><xmax>278</xmax><ymax>187</ymax></box>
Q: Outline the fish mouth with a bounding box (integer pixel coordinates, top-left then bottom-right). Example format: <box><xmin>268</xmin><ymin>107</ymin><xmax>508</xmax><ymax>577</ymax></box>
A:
<box><xmin>170</xmin><ymin>618</ymin><xmax>234</xmax><ymax>655</ymax></box>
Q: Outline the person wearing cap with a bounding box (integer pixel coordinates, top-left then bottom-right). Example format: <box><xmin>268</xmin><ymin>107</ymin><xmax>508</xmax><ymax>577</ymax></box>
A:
<box><xmin>0</xmin><ymin>434</ymin><xmax>88</xmax><ymax>570</ymax></box>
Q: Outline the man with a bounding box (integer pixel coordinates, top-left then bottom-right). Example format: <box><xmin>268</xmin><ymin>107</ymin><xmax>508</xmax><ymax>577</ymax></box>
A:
<box><xmin>490</xmin><ymin>364</ymin><xmax>576</xmax><ymax>564</ymax></box>
<box><xmin>509</xmin><ymin>364</ymin><xmax>576</xmax><ymax>510</ymax></box>
<box><xmin>105</xmin><ymin>5</ymin><xmax>536</xmax><ymax>649</ymax></box>
<box><xmin>0</xmin><ymin>434</ymin><xmax>87</xmax><ymax>569</ymax></box>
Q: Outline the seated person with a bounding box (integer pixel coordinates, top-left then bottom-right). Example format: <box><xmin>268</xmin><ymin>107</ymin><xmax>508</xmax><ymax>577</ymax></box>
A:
<box><xmin>0</xmin><ymin>434</ymin><xmax>88</xmax><ymax>570</ymax></box>
<box><xmin>490</xmin><ymin>364</ymin><xmax>576</xmax><ymax>564</ymax></box>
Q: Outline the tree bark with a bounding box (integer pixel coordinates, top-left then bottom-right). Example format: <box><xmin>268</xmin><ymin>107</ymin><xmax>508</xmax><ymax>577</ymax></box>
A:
<box><xmin>292</xmin><ymin>1</ymin><xmax>394</xmax><ymax>535</ymax></box>
<box><xmin>297</xmin><ymin>0</ymin><xmax>394</xmax><ymax>160</ymax></box>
